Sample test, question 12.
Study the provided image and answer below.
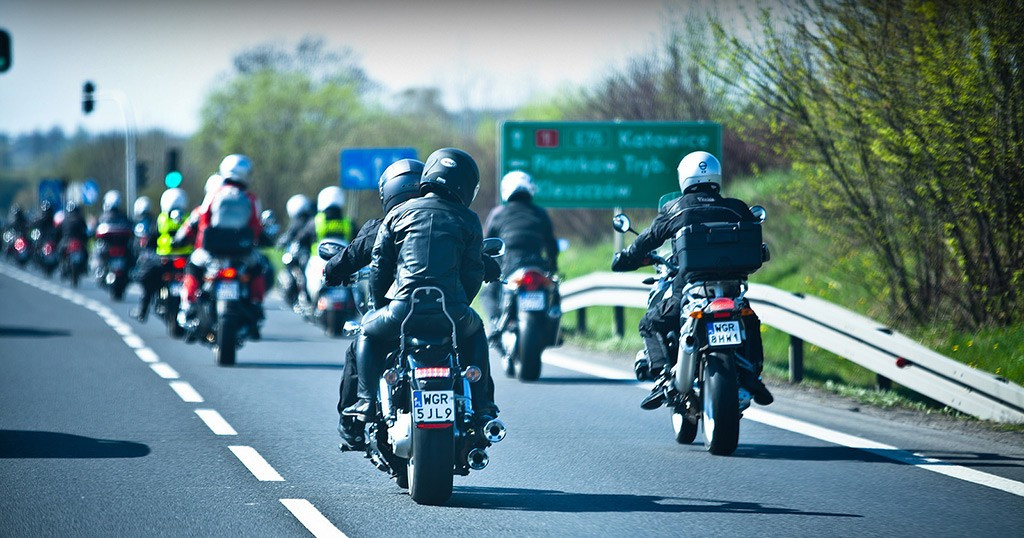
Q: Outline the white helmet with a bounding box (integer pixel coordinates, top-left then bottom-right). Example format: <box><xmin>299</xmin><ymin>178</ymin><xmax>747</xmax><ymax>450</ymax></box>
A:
<box><xmin>218</xmin><ymin>154</ymin><xmax>253</xmax><ymax>185</ymax></box>
<box><xmin>102</xmin><ymin>190</ymin><xmax>122</xmax><ymax>212</ymax></box>
<box><xmin>500</xmin><ymin>170</ymin><xmax>537</xmax><ymax>202</ymax></box>
<box><xmin>286</xmin><ymin>194</ymin><xmax>313</xmax><ymax>220</ymax></box>
<box><xmin>160</xmin><ymin>188</ymin><xmax>188</xmax><ymax>214</ymax></box>
<box><xmin>204</xmin><ymin>174</ymin><xmax>223</xmax><ymax>194</ymax></box>
<box><xmin>317</xmin><ymin>186</ymin><xmax>345</xmax><ymax>212</ymax></box>
<box><xmin>133</xmin><ymin>196</ymin><xmax>152</xmax><ymax>217</ymax></box>
<box><xmin>677</xmin><ymin>151</ymin><xmax>722</xmax><ymax>193</ymax></box>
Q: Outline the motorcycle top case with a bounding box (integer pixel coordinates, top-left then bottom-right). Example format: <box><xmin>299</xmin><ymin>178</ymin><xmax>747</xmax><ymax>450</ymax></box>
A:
<box><xmin>204</xmin><ymin>187</ymin><xmax>253</xmax><ymax>256</ymax></box>
<box><xmin>672</xmin><ymin>220</ymin><xmax>763</xmax><ymax>279</ymax></box>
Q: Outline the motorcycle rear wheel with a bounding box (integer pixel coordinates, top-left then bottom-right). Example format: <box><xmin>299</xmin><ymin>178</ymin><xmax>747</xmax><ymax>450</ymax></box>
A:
<box><xmin>702</xmin><ymin>353</ymin><xmax>740</xmax><ymax>455</ymax></box>
<box><xmin>408</xmin><ymin>426</ymin><xmax>454</xmax><ymax>505</ymax></box>
<box><xmin>516</xmin><ymin>312</ymin><xmax>545</xmax><ymax>381</ymax></box>
<box><xmin>216</xmin><ymin>317</ymin><xmax>237</xmax><ymax>367</ymax></box>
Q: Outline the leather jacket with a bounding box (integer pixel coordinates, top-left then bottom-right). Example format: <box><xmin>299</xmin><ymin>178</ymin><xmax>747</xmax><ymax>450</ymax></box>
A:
<box><xmin>483</xmin><ymin>196</ymin><xmax>558</xmax><ymax>273</ymax></box>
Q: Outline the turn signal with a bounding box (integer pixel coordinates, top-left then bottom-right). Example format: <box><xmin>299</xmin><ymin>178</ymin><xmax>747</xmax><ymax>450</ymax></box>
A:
<box><xmin>463</xmin><ymin>366</ymin><xmax>482</xmax><ymax>383</ymax></box>
<box><xmin>218</xmin><ymin>268</ymin><xmax>237</xmax><ymax>279</ymax></box>
<box><xmin>173</xmin><ymin>257</ymin><xmax>187</xmax><ymax>270</ymax></box>
<box><xmin>689</xmin><ymin>311</ymin><xmax>703</xmax><ymax>319</ymax></box>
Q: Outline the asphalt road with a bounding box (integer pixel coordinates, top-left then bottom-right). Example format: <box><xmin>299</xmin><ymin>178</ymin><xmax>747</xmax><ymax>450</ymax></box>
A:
<box><xmin>1</xmin><ymin>264</ymin><xmax>1022</xmax><ymax>537</ymax></box>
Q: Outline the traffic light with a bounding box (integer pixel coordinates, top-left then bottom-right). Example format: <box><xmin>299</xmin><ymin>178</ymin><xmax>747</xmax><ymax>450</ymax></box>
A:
<box><xmin>82</xmin><ymin>81</ymin><xmax>95</xmax><ymax>114</ymax></box>
<box><xmin>136</xmin><ymin>162</ymin><xmax>149</xmax><ymax>189</ymax></box>
<box><xmin>164</xmin><ymin>148</ymin><xmax>182</xmax><ymax>188</ymax></box>
<box><xmin>0</xmin><ymin>29</ymin><xmax>11</xmax><ymax>74</ymax></box>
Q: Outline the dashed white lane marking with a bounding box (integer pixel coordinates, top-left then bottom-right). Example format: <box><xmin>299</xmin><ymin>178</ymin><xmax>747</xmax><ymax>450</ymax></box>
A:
<box><xmin>122</xmin><ymin>335</ymin><xmax>145</xmax><ymax>349</ymax></box>
<box><xmin>150</xmin><ymin>362</ymin><xmax>180</xmax><ymax>380</ymax></box>
<box><xmin>112</xmin><ymin>323</ymin><xmax>134</xmax><ymax>336</ymax></box>
<box><xmin>169</xmin><ymin>381</ymin><xmax>204</xmax><ymax>403</ymax></box>
<box><xmin>280</xmin><ymin>499</ymin><xmax>347</xmax><ymax>538</ymax></box>
<box><xmin>196</xmin><ymin>409</ymin><xmax>237</xmax><ymax>435</ymax></box>
<box><xmin>135</xmin><ymin>347</ymin><xmax>160</xmax><ymax>363</ymax></box>
<box><xmin>229</xmin><ymin>446</ymin><xmax>284</xmax><ymax>481</ymax></box>
<box><xmin>542</xmin><ymin>350</ymin><xmax>1024</xmax><ymax>499</ymax></box>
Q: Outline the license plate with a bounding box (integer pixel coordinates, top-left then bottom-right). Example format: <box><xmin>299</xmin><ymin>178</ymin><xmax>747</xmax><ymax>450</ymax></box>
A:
<box><xmin>519</xmin><ymin>291</ymin><xmax>546</xmax><ymax>312</ymax></box>
<box><xmin>328</xmin><ymin>287</ymin><xmax>349</xmax><ymax>301</ymax></box>
<box><xmin>217</xmin><ymin>281</ymin><xmax>240</xmax><ymax>300</ymax></box>
<box><xmin>707</xmin><ymin>321</ymin><xmax>743</xmax><ymax>347</ymax></box>
<box><xmin>170</xmin><ymin>282</ymin><xmax>182</xmax><ymax>295</ymax></box>
<box><xmin>412</xmin><ymin>390</ymin><xmax>454</xmax><ymax>423</ymax></box>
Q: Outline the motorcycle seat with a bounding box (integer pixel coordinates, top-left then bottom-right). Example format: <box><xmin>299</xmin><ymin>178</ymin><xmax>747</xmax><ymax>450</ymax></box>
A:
<box><xmin>405</xmin><ymin>336</ymin><xmax>452</xmax><ymax>347</ymax></box>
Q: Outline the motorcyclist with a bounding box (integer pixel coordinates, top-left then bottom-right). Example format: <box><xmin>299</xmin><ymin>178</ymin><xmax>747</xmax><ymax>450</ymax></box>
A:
<box><xmin>175</xmin><ymin>174</ymin><xmax>223</xmax><ymax>249</ymax></box>
<box><xmin>299</xmin><ymin>186</ymin><xmax>354</xmax><ymax>253</ymax></box>
<box><xmin>176</xmin><ymin>155</ymin><xmax>269</xmax><ymax>339</ymax></box>
<box><xmin>611</xmin><ymin>151</ymin><xmax>773</xmax><ymax>408</ymax></box>
<box><xmin>481</xmin><ymin>171</ymin><xmax>560</xmax><ymax>342</ymax></box>
<box><xmin>132</xmin><ymin>196</ymin><xmax>159</xmax><ymax>255</ymax></box>
<box><xmin>30</xmin><ymin>200</ymin><xmax>58</xmax><ymax>244</ymax></box>
<box><xmin>343</xmin><ymin>148</ymin><xmax>498</xmax><ymax>426</ymax></box>
<box><xmin>131</xmin><ymin>189</ymin><xmax>192</xmax><ymax>322</ymax></box>
<box><xmin>276</xmin><ymin>194</ymin><xmax>315</xmax><ymax>309</ymax></box>
<box><xmin>95</xmin><ymin>191</ymin><xmax>133</xmax><ymax>272</ymax></box>
<box><xmin>57</xmin><ymin>201</ymin><xmax>89</xmax><ymax>257</ymax></box>
<box><xmin>99</xmin><ymin>191</ymin><xmax>131</xmax><ymax>227</ymax></box>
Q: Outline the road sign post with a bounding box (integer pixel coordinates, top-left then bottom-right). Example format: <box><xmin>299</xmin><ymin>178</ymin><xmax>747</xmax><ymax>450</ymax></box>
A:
<box><xmin>500</xmin><ymin>121</ymin><xmax>722</xmax><ymax>208</ymax></box>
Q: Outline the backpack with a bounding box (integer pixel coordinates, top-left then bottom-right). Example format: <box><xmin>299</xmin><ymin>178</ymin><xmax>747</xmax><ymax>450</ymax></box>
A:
<box><xmin>205</xmin><ymin>186</ymin><xmax>253</xmax><ymax>255</ymax></box>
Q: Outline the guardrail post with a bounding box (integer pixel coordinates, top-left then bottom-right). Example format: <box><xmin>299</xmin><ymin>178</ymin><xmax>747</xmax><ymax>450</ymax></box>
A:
<box><xmin>876</xmin><ymin>374</ymin><xmax>892</xmax><ymax>392</ymax></box>
<box><xmin>789</xmin><ymin>335</ymin><xmax>804</xmax><ymax>383</ymax></box>
<box><xmin>613</xmin><ymin>306</ymin><xmax>625</xmax><ymax>338</ymax></box>
<box><xmin>576</xmin><ymin>308</ymin><xmax>587</xmax><ymax>335</ymax></box>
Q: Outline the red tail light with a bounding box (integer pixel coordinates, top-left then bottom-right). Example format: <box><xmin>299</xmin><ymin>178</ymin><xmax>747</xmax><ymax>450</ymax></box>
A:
<box><xmin>518</xmin><ymin>270</ymin><xmax>551</xmax><ymax>291</ymax></box>
<box><xmin>42</xmin><ymin>243</ymin><xmax>54</xmax><ymax>256</ymax></box>
<box><xmin>707</xmin><ymin>298</ymin><xmax>736</xmax><ymax>312</ymax></box>
<box><xmin>67</xmin><ymin>239</ymin><xmax>83</xmax><ymax>251</ymax></box>
<box><xmin>108</xmin><ymin>246</ymin><xmax>126</xmax><ymax>257</ymax></box>
<box><xmin>415</xmin><ymin>367</ymin><xmax>451</xmax><ymax>379</ymax></box>
<box><xmin>218</xmin><ymin>268</ymin><xmax>237</xmax><ymax>279</ymax></box>
<box><xmin>172</xmin><ymin>257</ymin><xmax>187</xmax><ymax>270</ymax></box>
<box><xmin>13</xmin><ymin>238</ymin><xmax>26</xmax><ymax>251</ymax></box>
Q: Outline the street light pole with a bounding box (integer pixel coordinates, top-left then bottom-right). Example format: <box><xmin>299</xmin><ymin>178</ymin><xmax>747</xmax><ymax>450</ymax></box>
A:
<box><xmin>83</xmin><ymin>85</ymin><xmax>137</xmax><ymax>218</ymax></box>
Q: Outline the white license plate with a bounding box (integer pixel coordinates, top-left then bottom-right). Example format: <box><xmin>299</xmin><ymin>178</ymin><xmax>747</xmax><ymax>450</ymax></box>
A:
<box><xmin>412</xmin><ymin>390</ymin><xmax>454</xmax><ymax>423</ymax></box>
<box><xmin>519</xmin><ymin>291</ymin><xmax>546</xmax><ymax>311</ymax></box>
<box><xmin>170</xmin><ymin>282</ymin><xmax>182</xmax><ymax>295</ymax></box>
<box><xmin>217</xmin><ymin>281</ymin><xmax>240</xmax><ymax>300</ymax></box>
<box><xmin>707</xmin><ymin>321</ymin><xmax>743</xmax><ymax>347</ymax></box>
<box><xmin>327</xmin><ymin>287</ymin><xmax>349</xmax><ymax>301</ymax></box>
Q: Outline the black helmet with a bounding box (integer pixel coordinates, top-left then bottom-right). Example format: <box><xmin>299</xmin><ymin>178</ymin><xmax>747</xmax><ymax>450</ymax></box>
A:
<box><xmin>420</xmin><ymin>148</ymin><xmax>480</xmax><ymax>207</ymax></box>
<box><xmin>379</xmin><ymin>159</ymin><xmax>424</xmax><ymax>213</ymax></box>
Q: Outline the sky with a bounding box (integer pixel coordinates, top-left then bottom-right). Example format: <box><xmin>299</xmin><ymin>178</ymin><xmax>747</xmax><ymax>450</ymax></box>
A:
<box><xmin>0</xmin><ymin>0</ymin><xmax>688</xmax><ymax>137</ymax></box>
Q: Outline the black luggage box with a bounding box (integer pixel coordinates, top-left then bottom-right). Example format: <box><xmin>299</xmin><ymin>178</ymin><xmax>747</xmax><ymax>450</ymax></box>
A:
<box><xmin>673</xmin><ymin>221</ymin><xmax>763</xmax><ymax>278</ymax></box>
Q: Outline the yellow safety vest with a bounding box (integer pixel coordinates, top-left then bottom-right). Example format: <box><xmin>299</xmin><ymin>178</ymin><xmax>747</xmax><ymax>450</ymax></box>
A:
<box><xmin>156</xmin><ymin>212</ymin><xmax>194</xmax><ymax>256</ymax></box>
<box><xmin>313</xmin><ymin>213</ymin><xmax>352</xmax><ymax>252</ymax></box>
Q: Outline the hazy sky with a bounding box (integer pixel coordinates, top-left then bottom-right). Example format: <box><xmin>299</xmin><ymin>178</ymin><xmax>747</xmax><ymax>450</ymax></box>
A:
<box><xmin>0</xmin><ymin>0</ymin><xmax>686</xmax><ymax>136</ymax></box>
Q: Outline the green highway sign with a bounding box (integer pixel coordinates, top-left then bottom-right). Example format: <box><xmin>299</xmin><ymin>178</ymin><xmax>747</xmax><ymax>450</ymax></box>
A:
<box><xmin>499</xmin><ymin>121</ymin><xmax>722</xmax><ymax>208</ymax></box>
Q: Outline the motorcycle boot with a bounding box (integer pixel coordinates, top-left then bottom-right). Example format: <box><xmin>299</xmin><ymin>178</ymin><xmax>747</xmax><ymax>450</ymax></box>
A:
<box><xmin>343</xmin><ymin>335</ymin><xmax>383</xmax><ymax>422</ymax></box>
<box><xmin>640</xmin><ymin>376</ymin><xmax>671</xmax><ymax>410</ymax></box>
<box><xmin>337</xmin><ymin>415</ymin><xmax>366</xmax><ymax>452</ymax></box>
<box><xmin>737</xmin><ymin>363</ymin><xmax>774</xmax><ymax>405</ymax></box>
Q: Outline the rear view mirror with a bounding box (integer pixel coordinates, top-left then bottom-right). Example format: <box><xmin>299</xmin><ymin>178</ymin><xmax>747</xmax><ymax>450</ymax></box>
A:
<box><xmin>557</xmin><ymin>238</ymin><xmax>570</xmax><ymax>252</ymax></box>
<box><xmin>750</xmin><ymin>205</ymin><xmax>767</xmax><ymax>223</ymax></box>
<box><xmin>318</xmin><ymin>239</ymin><xmax>345</xmax><ymax>261</ymax></box>
<box><xmin>612</xmin><ymin>213</ymin><xmax>632</xmax><ymax>234</ymax></box>
<box><xmin>482</xmin><ymin>237</ymin><xmax>506</xmax><ymax>258</ymax></box>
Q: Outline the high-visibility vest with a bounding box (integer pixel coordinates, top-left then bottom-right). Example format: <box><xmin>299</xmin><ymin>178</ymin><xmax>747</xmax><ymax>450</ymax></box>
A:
<box><xmin>312</xmin><ymin>212</ymin><xmax>352</xmax><ymax>252</ymax></box>
<box><xmin>155</xmin><ymin>212</ymin><xmax>194</xmax><ymax>256</ymax></box>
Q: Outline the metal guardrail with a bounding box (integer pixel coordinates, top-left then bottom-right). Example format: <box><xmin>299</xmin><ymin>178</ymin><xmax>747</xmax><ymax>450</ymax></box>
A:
<box><xmin>560</xmin><ymin>272</ymin><xmax>1024</xmax><ymax>423</ymax></box>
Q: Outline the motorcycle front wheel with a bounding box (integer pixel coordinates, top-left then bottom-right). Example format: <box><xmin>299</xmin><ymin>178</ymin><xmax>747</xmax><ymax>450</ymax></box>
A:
<box><xmin>702</xmin><ymin>353</ymin><xmax>740</xmax><ymax>455</ymax></box>
<box><xmin>408</xmin><ymin>425</ymin><xmax>454</xmax><ymax>505</ymax></box>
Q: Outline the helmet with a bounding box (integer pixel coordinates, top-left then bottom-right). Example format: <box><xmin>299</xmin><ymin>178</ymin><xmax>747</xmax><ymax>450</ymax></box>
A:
<box><xmin>218</xmin><ymin>154</ymin><xmax>253</xmax><ymax>185</ymax></box>
<box><xmin>285</xmin><ymin>194</ymin><xmax>313</xmax><ymax>220</ymax></box>
<box><xmin>53</xmin><ymin>210</ymin><xmax>65</xmax><ymax>227</ymax></box>
<box><xmin>420</xmin><ymin>148</ymin><xmax>480</xmax><ymax>206</ymax></box>
<box><xmin>204</xmin><ymin>174</ymin><xmax>223</xmax><ymax>194</ymax></box>
<box><xmin>159</xmin><ymin>188</ymin><xmax>188</xmax><ymax>214</ymax></box>
<box><xmin>379</xmin><ymin>159</ymin><xmax>424</xmax><ymax>213</ymax></box>
<box><xmin>102</xmin><ymin>190</ymin><xmax>123</xmax><ymax>212</ymax></box>
<box><xmin>133</xmin><ymin>196</ymin><xmax>152</xmax><ymax>217</ymax></box>
<box><xmin>677</xmin><ymin>151</ymin><xmax>722</xmax><ymax>194</ymax></box>
<box><xmin>317</xmin><ymin>186</ymin><xmax>345</xmax><ymax>212</ymax></box>
<box><xmin>500</xmin><ymin>170</ymin><xmax>537</xmax><ymax>202</ymax></box>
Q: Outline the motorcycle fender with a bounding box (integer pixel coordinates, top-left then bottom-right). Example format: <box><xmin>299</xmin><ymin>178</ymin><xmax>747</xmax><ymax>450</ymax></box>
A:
<box><xmin>388</xmin><ymin>412</ymin><xmax>413</xmax><ymax>459</ymax></box>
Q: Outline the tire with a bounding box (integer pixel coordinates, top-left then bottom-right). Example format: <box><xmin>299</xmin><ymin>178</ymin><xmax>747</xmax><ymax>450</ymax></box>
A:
<box><xmin>70</xmin><ymin>267</ymin><xmax>80</xmax><ymax>288</ymax></box>
<box><xmin>111</xmin><ymin>276</ymin><xmax>127</xmax><ymax>301</ymax></box>
<box><xmin>407</xmin><ymin>425</ymin><xmax>454</xmax><ymax>505</ymax></box>
<box><xmin>672</xmin><ymin>404</ymin><xmax>698</xmax><ymax>444</ymax></box>
<box><xmin>516</xmin><ymin>312</ymin><xmax>545</xmax><ymax>381</ymax></box>
<box><xmin>394</xmin><ymin>460</ymin><xmax>409</xmax><ymax>489</ymax></box>
<box><xmin>166</xmin><ymin>297</ymin><xmax>184</xmax><ymax>339</ymax></box>
<box><xmin>702</xmin><ymin>353</ymin><xmax>740</xmax><ymax>455</ymax></box>
<box><xmin>326</xmin><ymin>309</ymin><xmax>343</xmax><ymax>338</ymax></box>
<box><xmin>216</xmin><ymin>316</ymin><xmax>237</xmax><ymax>367</ymax></box>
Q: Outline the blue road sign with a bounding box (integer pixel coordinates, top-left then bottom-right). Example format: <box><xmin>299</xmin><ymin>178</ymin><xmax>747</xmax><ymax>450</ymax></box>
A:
<box><xmin>38</xmin><ymin>179</ymin><xmax>64</xmax><ymax>208</ymax></box>
<box><xmin>81</xmin><ymin>179</ymin><xmax>99</xmax><ymax>205</ymax></box>
<box><xmin>340</xmin><ymin>147</ymin><xmax>417</xmax><ymax>190</ymax></box>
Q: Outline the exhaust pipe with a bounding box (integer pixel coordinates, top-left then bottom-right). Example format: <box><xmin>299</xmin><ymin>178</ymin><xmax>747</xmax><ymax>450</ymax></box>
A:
<box><xmin>467</xmin><ymin>448</ymin><xmax>489</xmax><ymax>470</ymax></box>
<box><xmin>482</xmin><ymin>419</ymin><xmax>507</xmax><ymax>443</ymax></box>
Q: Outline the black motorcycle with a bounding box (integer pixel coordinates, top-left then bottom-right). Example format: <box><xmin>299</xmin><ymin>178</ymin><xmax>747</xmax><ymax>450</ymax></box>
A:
<box><xmin>94</xmin><ymin>222</ymin><xmax>133</xmax><ymax>301</ymax></box>
<box><xmin>318</xmin><ymin>239</ymin><xmax>508</xmax><ymax>506</ymax></box>
<box><xmin>180</xmin><ymin>254</ymin><xmax>260</xmax><ymax>366</ymax></box>
<box><xmin>277</xmin><ymin>241</ymin><xmax>309</xmax><ymax>312</ymax></box>
<box><xmin>494</xmin><ymin>266</ymin><xmax>562</xmax><ymax>381</ymax></box>
<box><xmin>612</xmin><ymin>208</ymin><xmax>769</xmax><ymax>456</ymax></box>
<box><xmin>154</xmin><ymin>255</ymin><xmax>188</xmax><ymax>339</ymax></box>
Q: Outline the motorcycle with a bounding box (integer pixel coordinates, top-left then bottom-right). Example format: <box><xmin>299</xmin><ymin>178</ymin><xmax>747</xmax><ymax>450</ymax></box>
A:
<box><xmin>495</xmin><ymin>266</ymin><xmax>562</xmax><ymax>381</ymax></box>
<box><xmin>305</xmin><ymin>241</ymin><xmax>358</xmax><ymax>337</ymax></box>
<box><xmin>318</xmin><ymin>238</ymin><xmax>508</xmax><ymax>506</ymax></box>
<box><xmin>31</xmin><ymin>229</ymin><xmax>59</xmax><ymax>277</ymax></box>
<box><xmin>94</xmin><ymin>222</ymin><xmax>133</xmax><ymax>301</ymax></box>
<box><xmin>180</xmin><ymin>253</ymin><xmax>261</xmax><ymax>367</ymax></box>
<box><xmin>4</xmin><ymin>229</ymin><xmax>32</xmax><ymax>267</ymax></box>
<box><xmin>61</xmin><ymin>238</ymin><xmax>87</xmax><ymax>287</ymax></box>
<box><xmin>154</xmin><ymin>255</ymin><xmax>188</xmax><ymax>338</ymax></box>
<box><xmin>612</xmin><ymin>207</ymin><xmax>769</xmax><ymax>456</ymax></box>
<box><xmin>277</xmin><ymin>241</ymin><xmax>309</xmax><ymax>312</ymax></box>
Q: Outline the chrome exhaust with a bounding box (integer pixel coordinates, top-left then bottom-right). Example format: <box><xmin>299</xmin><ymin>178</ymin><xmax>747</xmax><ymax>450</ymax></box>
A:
<box><xmin>467</xmin><ymin>448</ymin><xmax>489</xmax><ymax>470</ymax></box>
<box><xmin>482</xmin><ymin>419</ymin><xmax>507</xmax><ymax>443</ymax></box>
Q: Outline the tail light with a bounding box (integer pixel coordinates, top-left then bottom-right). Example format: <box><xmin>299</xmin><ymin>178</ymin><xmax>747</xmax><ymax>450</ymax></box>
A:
<box><xmin>42</xmin><ymin>243</ymin><xmax>54</xmax><ymax>256</ymax></box>
<box><xmin>172</xmin><ymin>257</ymin><xmax>187</xmax><ymax>270</ymax></box>
<box><xmin>414</xmin><ymin>367</ymin><xmax>451</xmax><ymax>379</ymax></box>
<box><xmin>516</xmin><ymin>270</ymin><xmax>551</xmax><ymax>291</ymax></box>
<box><xmin>67</xmin><ymin>239</ymin><xmax>83</xmax><ymax>252</ymax></box>
<box><xmin>13</xmin><ymin>238</ymin><xmax>26</xmax><ymax>251</ymax></box>
<box><xmin>107</xmin><ymin>246</ymin><xmax>126</xmax><ymax>257</ymax></box>
<box><xmin>218</xmin><ymin>268</ymin><xmax>237</xmax><ymax>279</ymax></box>
<box><xmin>707</xmin><ymin>297</ymin><xmax>736</xmax><ymax>319</ymax></box>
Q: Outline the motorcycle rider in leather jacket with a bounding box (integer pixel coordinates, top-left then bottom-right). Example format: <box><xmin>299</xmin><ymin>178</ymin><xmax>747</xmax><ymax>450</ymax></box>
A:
<box><xmin>612</xmin><ymin>151</ymin><xmax>773</xmax><ymax>408</ymax></box>
<box><xmin>131</xmin><ymin>189</ymin><xmax>192</xmax><ymax>322</ymax></box>
<box><xmin>343</xmin><ymin>148</ymin><xmax>498</xmax><ymax>426</ymax></box>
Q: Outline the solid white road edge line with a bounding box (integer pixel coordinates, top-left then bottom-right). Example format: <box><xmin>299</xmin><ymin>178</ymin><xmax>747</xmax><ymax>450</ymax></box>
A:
<box><xmin>229</xmin><ymin>446</ymin><xmax>284</xmax><ymax>481</ymax></box>
<box><xmin>169</xmin><ymin>381</ymin><xmax>204</xmax><ymax>403</ymax></box>
<box><xmin>195</xmin><ymin>409</ymin><xmax>237</xmax><ymax>435</ymax></box>
<box><xmin>541</xmin><ymin>350</ymin><xmax>1024</xmax><ymax>499</ymax></box>
<box><xmin>150</xmin><ymin>362</ymin><xmax>180</xmax><ymax>380</ymax></box>
<box><xmin>280</xmin><ymin>499</ymin><xmax>347</xmax><ymax>538</ymax></box>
